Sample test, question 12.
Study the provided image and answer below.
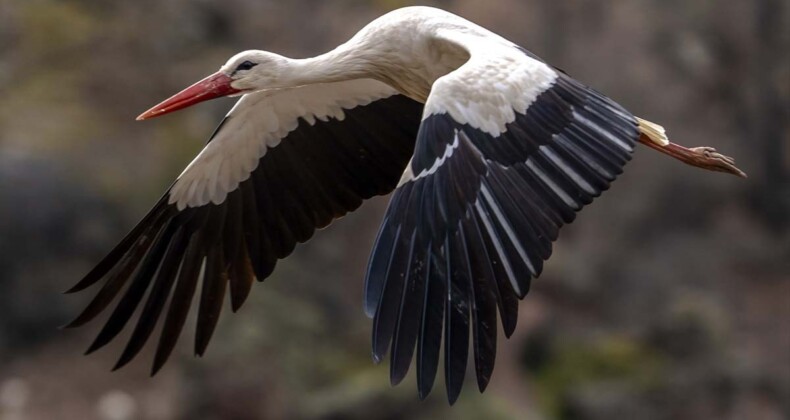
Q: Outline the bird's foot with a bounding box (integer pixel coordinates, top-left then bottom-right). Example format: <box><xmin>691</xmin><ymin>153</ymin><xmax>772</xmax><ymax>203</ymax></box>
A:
<box><xmin>638</xmin><ymin>134</ymin><xmax>748</xmax><ymax>178</ymax></box>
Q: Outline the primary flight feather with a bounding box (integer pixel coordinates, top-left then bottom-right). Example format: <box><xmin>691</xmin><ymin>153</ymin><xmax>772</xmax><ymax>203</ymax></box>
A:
<box><xmin>66</xmin><ymin>6</ymin><xmax>745</xmax><ymax>404</ymax></box>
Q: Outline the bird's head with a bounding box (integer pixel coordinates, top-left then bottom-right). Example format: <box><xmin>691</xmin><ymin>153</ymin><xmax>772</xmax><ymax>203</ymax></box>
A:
<box><xmin>136</xmin><ymin>50</ymin><xmax>289</xmax><ymax>121</ymax></box>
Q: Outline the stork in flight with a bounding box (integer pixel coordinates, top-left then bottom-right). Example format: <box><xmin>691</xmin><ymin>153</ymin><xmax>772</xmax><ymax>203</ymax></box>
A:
<box><xmin>65</xmin><ymin>6</ymin><xmax>745</xmax><ymax>403</ymax></box>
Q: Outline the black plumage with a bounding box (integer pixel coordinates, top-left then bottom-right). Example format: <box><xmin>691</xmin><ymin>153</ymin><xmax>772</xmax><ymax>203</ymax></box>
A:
<box><xmin>364</xmin><ymin>67</ymin><xmax>639</xmax><ymax>403</ymax></box>
<box><xmin>66</xmin><ymin>93</ymin><xmax>423</xmax><ymax>372</ymax></box>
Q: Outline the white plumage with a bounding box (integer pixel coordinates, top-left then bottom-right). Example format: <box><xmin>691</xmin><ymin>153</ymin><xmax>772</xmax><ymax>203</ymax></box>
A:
<box><xmin>67</xmin><ymin>6</ymin><xmax>745</xmax><ymax>405</ymax></box>
<box><xmin>422</xmin><ymin>31</ymin><xmax>558</xmax><ymax>136</ymax></box>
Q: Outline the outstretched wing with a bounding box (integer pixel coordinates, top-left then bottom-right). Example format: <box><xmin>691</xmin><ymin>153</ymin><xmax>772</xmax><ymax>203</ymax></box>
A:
<box><xmin>364</xmin><ymin>41</ymin><xmax>639</xmax><ymax>403</ymax></box>
<box><xmin>67</xmin><ymin>79</ymin><xmax>423</xmax><ymax>373</ymax></box>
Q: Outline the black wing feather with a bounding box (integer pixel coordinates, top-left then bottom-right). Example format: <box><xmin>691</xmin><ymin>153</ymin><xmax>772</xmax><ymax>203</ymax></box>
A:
<box><xmin>463</xmin><ymin>213</ymin><xmax>498</xmax><ymax>393</ymax></box>
<box><xmin>365</xmin><ymin>68</ymin><xmax>639</xmax><ymax>402</ymax></box>
<box><xmin>113</xmin><ymin>225</ymin><xmax>189</xmax><ymax>370</ymax></box>
<box><xmin>151</xmin><ymin>231</ymin><xmax>204</xmax><ymax>375</ymax></box>
<box><xmin>444</xmin><ymin>224</ymin><xmax>471</xmax><ymax>405</ymax></box>
<box><xmin>68</xmin><ymin>93</ymin><xmax>423</xmax><ymax>373</ymax></box>
<box><xmin>86</xmin><ymin>217</ymin><xmax>180</xmax><ymax>355</ymax></box>
<box><xmin>194</xmin><ymin>242</ymin><xmax>227</xmax><ymax>357</ymax></box>
<box><xmin>416</xmin><ymin>246</ymin><xmax>445</xmax><ymax>400</ymax></box>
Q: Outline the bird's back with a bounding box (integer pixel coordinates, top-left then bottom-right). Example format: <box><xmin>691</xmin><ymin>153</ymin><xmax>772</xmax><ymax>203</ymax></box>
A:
<box><xmin>344</xmin><ymin>6</ymin><xmax>517</xmax><ymax>102</ymax></box>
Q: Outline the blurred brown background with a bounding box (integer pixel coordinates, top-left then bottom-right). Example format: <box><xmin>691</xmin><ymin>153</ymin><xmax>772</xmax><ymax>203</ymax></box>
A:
<box><xmin>0</xmin><ymin>0</ymin><xmax>788</xmax><ymax>419</ymax></box>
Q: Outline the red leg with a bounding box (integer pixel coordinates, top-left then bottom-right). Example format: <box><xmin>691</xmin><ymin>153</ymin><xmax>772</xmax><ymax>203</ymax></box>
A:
<box><xmin>638</xmin><ymin>133</ymin><xmax>747</xmax><ymax>178</ymax></box>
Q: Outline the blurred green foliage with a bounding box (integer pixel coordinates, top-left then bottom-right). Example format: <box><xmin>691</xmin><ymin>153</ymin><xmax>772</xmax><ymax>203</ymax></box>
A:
<box><xmin>529</xmin><ymin>335</ymin><xmax>666</xmax><ymax>417</ymax></box>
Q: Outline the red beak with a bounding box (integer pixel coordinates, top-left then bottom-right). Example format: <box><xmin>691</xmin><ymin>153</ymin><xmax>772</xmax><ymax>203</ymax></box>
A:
<box><xmin>136</xmin><ymin>72</ymin><xmax>241</xmax><ymax>121</ymax></box>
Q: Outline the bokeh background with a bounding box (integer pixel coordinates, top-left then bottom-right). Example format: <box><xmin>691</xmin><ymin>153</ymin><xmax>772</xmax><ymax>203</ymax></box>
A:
<box><xmin>0</xmin><ymin>0</ymin><xmax>788</xmax><ymax>419</ymax></box>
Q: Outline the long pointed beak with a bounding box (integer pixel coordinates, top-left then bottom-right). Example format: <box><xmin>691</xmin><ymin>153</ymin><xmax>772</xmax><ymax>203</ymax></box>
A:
<box><xmin>136</xmin><ymin>72</ymin><xmax>241</xmax><ymax>121</ymax></box>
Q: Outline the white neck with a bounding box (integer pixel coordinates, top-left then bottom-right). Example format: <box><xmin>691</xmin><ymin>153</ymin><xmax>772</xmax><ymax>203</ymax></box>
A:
<box><xmin>284</xmin><ymin>43</ymin><xmax>380</xmax><ymax>87</ymax></box>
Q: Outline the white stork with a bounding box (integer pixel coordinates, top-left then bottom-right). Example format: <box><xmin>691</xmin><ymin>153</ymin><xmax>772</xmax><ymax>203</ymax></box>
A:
<box><xmin>65</xmin><ymin>6</ymin><xmax>745</xmax><ymax>403</ymax></box>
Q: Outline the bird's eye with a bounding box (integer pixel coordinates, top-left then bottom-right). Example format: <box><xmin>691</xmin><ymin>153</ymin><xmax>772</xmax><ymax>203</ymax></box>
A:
<box><xmin>235</xmin><ymin>60</ymin><xmax>257</xmax><ymax>72</ymax></box>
